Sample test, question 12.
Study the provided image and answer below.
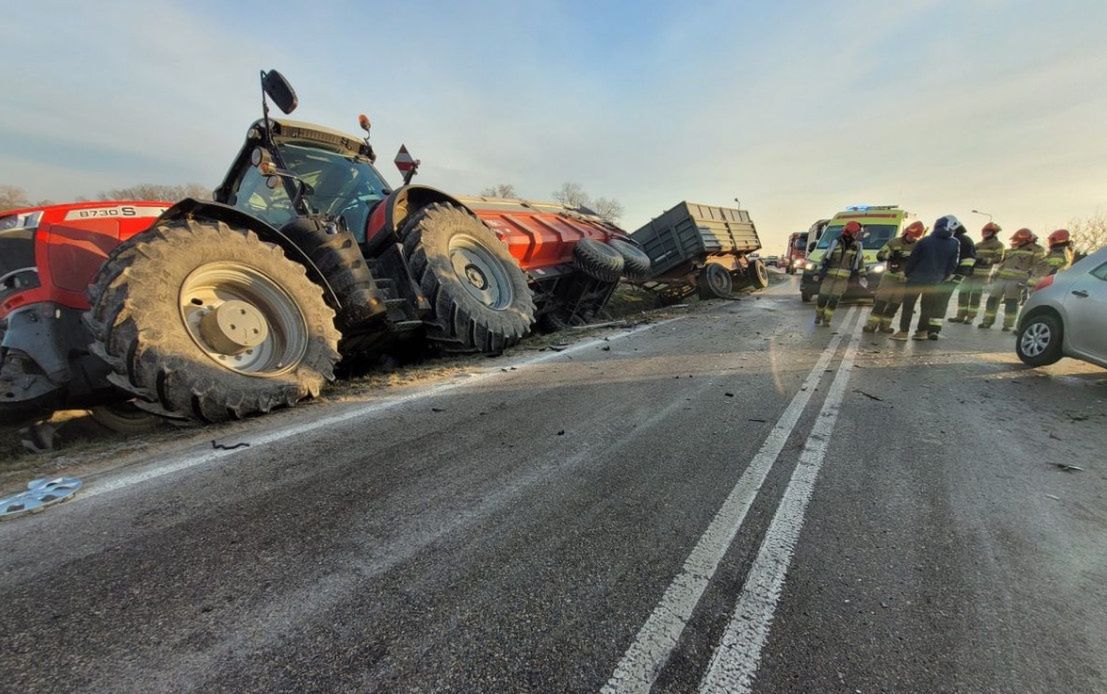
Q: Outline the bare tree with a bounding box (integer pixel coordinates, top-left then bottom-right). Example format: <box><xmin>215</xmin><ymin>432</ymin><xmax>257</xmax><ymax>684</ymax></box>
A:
<box><xmin>591</xmin><ymin>197</ymin><xmax>625</xmax><ymax>223</ymax></box>
<box><xmin>97</xmin><ymin>183</ymin><xmax>211</xmax><ymax>202</ymax></box>
<box><xmin>1068</xmin><ymin>213</ymin><xmax>1107</xmax><ymax>255</ymax></box>
<box><xmin>552</xmin><ymin>182</ymin><xmax>591</xmax><ymax>209</ymax></box>
<box><xmin>480</xmin><ymin>184</ymin><xmax>518</xmax><ymax>198</ymax></box>
<box><xmin>0</xmin><ymin>185</ymin><xmax>30</xmax><ymax>212</ymax></box>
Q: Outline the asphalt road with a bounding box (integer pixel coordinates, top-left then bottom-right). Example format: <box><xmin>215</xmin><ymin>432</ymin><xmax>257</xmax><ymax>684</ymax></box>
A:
<box><xmin>2</xmin><ymin>277</ymin><xmax>1105</xmax><ymax>693</ymax></box>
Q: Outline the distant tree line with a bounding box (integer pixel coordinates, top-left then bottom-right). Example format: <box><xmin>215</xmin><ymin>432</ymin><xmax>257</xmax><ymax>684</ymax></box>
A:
<box><xmin>479</xmin><ymin>181</ymin><xmax>625</xmax><ymax>224</ymax></box>
<box><xmin>1</xmin><ymin>183</ymin><xmax>211</xmax><ymax>212</ymax></box>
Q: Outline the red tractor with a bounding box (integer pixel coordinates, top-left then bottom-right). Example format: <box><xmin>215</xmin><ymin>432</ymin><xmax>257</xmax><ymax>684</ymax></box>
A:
<box><xmin>0</xmin><ymin>69</ymin><xmax>649</xmax><ymax>427</ymax></box>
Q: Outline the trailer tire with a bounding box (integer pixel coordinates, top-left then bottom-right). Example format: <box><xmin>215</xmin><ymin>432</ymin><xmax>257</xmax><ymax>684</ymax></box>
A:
<box><xmin>748</xmin><ymin>258</ymin><xmax>769</xmax><ymax>289</ymax></box>
<box><xmin>608</xmin><ymin>239</ymin><xmax>652</xmax><ymax>280</ymax></box>
<box><xmin>85</xmin><ymin>219</ymin><xmax>341</xmax><ymax>422</ymax></box>
<box><xmin>573</xmin><ymin>238</ymin><xmax>624</xmax><ymax>283</ymax></box>
<box><xmin>403</xmin><ymin>203</ymin><xmax>535</xmax><ymax>354</ymax></box>
<box><xmin>697</xmin><ymin>263</ymin><xmax>733</xmax><ymax>299</ymax></box>
<box><xmin>88</xmin><ymin>402</ymin><xmax>163</xmax><ymax>434</ymax></box>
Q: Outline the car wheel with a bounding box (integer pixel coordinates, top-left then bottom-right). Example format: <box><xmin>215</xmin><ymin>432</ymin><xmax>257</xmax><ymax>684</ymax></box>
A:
<box><xmin>1016</xmin><ymin>313</ymin><xmax>1064</xmax><ymax>367</ymax></box>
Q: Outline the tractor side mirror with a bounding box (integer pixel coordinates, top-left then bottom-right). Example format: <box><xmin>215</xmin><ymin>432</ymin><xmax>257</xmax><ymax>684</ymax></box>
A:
<box><xmin>262</xmin><ymin>70</ymin><xmax>298</xmax><ymax>115</ymax></box>
<box><xmin>808</xmin><ymin>242</ymin><xmax>817</xmax><ymax>252</ymax></box>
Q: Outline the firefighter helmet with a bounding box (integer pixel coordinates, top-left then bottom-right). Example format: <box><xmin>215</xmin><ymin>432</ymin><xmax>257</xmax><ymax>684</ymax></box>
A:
<box><xmin>1010</xmin><ymin>228</ymin><xmax>1036</xmax><ymax>246</ymax></box>
<box><xmin>842</xmin><ymin>221</ymin><xmax>862</xmax><ymax>240</ymax></box>
<box><xmin>903</xmin><ymin>221</ymin><xmax>925</xmax><ymax>241</ymax></box>
<box><xmin>1048</xmin><ymin>229</ymin><xmax>1071</xmax><ymax>247</ymax></box>
<box><xmin>981</xmin><ymin>222</ymin><xmax>1001</xmax><ymax>238</ymax></box>
<box><xmin>934</xmin><ymin>215</ymin><xmax>961</xmax><ymax>236</ymax></box>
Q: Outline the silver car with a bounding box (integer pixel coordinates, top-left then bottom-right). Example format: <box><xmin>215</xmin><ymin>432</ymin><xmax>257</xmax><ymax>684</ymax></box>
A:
<box><xmin>1016</xmin><ymin>245</ymin><xmax>1107</xmax><ymax>368</ymax></box>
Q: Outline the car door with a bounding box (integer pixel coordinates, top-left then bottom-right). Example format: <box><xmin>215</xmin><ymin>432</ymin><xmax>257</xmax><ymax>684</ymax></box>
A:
<box><xmin>1062</xmin><ymin>256</ymin><xmax>1107</xmax><ymax>363</ymax></box>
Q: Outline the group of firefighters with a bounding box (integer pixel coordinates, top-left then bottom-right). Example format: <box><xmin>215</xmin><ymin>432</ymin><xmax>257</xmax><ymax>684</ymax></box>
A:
<box><xmin>812</xmin><ymin>214</ymin><xmax>1075</xmax><ymax>339</ymax></box>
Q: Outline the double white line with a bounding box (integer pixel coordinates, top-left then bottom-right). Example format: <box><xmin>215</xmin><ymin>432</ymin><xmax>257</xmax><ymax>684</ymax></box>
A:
<box><xmin>604</xmin><ymin>307</ymin><xmax>865</xmax><ymax>694</ymax></box>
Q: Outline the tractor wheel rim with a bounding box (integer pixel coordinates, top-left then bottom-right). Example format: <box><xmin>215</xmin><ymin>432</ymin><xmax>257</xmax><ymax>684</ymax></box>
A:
<box><xmin>1021</xmin><ymin>322</ymin><xmax>1051</xmax><ymax>357</ymax></box>
<box><xmin>449</xmin><ymin>234</ymin><xmax>513</xmax><ymax>310</ymax></box>
<box><xmin>179</xmin><ymin>262</ymin><xmax>309</xmax><ymax>376</ymax></box>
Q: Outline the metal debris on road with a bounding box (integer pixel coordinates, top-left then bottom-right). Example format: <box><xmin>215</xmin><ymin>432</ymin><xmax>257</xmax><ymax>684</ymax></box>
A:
<box><xmin>0</xmin><ymin>477</ymin><xmax>83</xmax><ymax>520</ymax></box>
<box><xmin>1053</xmin><ymin>463</ymin><xmax>1084</xmax><ymax>472</ymax></box>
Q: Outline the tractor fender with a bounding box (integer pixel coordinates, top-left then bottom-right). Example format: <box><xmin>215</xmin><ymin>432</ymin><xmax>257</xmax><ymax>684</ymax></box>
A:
<box><xmin>157</xmin><ymin>198</ymin><xmax>342</xmax><ymax>309</ymax></box>
<box><xmin>364</xmin><ymin>185</ymin><xmax>478</xmax><ymax>254</ymax></box>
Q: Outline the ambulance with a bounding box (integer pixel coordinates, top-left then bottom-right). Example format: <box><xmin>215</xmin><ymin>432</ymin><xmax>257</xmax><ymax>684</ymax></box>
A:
<box><xmin>799</xmin><ymin>205</ymin><xmax>908</xmax><ymax>302</ymax></box>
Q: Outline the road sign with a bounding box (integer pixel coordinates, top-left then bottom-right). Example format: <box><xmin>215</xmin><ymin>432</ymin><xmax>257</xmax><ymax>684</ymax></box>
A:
<box><xmin>394</xmin><ymin>145</ymin><xmax>417</xmax><ymax>173</ymax></box>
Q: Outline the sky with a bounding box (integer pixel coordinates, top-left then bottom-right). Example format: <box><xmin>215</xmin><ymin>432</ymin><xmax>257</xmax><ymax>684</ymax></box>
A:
<box><xmin>3</xmin><ymin>0</ymin><xmax>1106</xmax><ymax>252</ymax></box>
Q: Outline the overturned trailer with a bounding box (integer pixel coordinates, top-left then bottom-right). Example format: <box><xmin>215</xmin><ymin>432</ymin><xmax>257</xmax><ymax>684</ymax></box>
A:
<box><xmin>630</xmin><ymin>201</ymin><xmax>767</xmax><ymax>302</ymax></box>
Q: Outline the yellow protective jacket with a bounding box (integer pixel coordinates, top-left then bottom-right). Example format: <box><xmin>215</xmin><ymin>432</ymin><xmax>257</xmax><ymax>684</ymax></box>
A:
<box><xmin>876</xmin><ymin>236</ymin><xmax>916</xmax><ymax>279</ymax></box>
<box><xmin>1034</xmin><ymin>246</ymin><xmax>1074</xmax><ymax>281</ymax></box>
<box><xmin>819</xmin><ymin>237</ymin><xmax>864</xmax><ymax>279</ymax></box>
<box><xmin>994</xmin><ymin>242</ymin><xmax>1045</xmax><ymax>283</ymax></box>
<box><xmin>973</xmin><ymin>237</ymin><xmax>1005</xmax><ymax>270</ymax></box>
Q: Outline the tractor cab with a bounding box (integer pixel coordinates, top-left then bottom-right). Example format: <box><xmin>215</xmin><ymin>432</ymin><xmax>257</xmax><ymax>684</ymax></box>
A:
<box><xmin>215</xmin><ymin>118</ymin><xmax>392</xmax><ymax>243</ymax></box>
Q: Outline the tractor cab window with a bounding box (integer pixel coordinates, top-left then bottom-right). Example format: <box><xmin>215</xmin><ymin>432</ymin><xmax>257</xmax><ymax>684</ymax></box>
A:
<box><xmin>231</xmin><ymin>143</ymin><xmax>391</xmax><ymax>242</ymax></box>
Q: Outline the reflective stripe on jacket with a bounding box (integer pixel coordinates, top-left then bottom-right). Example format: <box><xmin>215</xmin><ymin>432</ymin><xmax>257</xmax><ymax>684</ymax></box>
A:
<box><xmin>994</xmin><ymin>243</ymin><xmax>1045</xmax><ymax>281</ymax></box>
<box><xmin>877</xmin><ymin>236</ymin><xmax>917</xmax><ymax>277</ymax></box>
<box><xmin>974</xmin><ymin>237</ymin><xmax>1005</xmax><ymax>269</ymax></box>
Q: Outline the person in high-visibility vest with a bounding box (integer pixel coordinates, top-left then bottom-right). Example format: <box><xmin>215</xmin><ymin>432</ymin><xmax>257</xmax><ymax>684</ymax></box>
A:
<box><xmin>939</xmin><ymin>221</ymin><xmax>976</xmax><ymax>324</ymax></box>
<box><xmin>863</xmin><ymin>221</ymin><xmax>925</xmax><ymax>333</ymax></box>
<box><xmin>814</xmin><ymin>221</ymin><xmax>863</xmax><ymax>327</ymax></box>
<box><xmin>979</xmin><ymin>228</ymin><xmax>1046</xmax><ymax>331</ymax></box>
<box><xmin>1031</xmin><ymin>229</ymin><xmax>1075</xmax><ymax>285</ymax></box>
<box><xmin>952</xmin><ymin>222</ymin><xmax>1004</xmax><ymax>323</ymax></box>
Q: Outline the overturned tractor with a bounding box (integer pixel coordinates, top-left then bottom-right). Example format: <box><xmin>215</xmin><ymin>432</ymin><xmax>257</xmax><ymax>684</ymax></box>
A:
<box><xmin>0</xmin><ymin>69</ymin><xmax>648</xmax><ymax>427</ymax></box>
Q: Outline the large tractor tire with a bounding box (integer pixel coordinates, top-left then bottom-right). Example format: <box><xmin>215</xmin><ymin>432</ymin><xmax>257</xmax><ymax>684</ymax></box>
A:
<box><xmin>697</xmin><ymin>263</ymin><xmax>734</xmax><ymax>299</ymax></box>
<box><xmin>403</xmin><ymin>204</ymin><xmax>535</xmax><ymax>354</ymax></box>
<box><xmin>573</xmin><ymin>238</ymin><xmax>624</xmax><ymax>282</ymax></box>
<box><xmin>85</xmin><ymin>219</ymin><xmax>341</xmax><ymax>422</ymax></box>
<box><xmin>609</xmin><ymin>239</ymin><xmax>652</xmax><ymax>280</ymax></box>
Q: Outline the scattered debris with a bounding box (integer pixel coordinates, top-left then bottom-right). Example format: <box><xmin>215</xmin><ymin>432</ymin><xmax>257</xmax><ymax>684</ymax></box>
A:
<box><xmin>556</xmin><ymin>430</ymin><xmax>566</xmax><ymax>436</ymax></box>
<box><xmin>724</xmin><ymin>392</ymin><xmax>735</xmax><ymax>397</ymax></box>
<box><xmin>431</xmin><ymin>407</ymin><xmax>445</xmax><ymax>413</ymax></box>
<box><xmin>211</xmin><ymin>440</ymin><xmax>250</xmax><ymax>451</ymax></box>
<box><xmin>0</xmin><ymin>477</ymin><xmax>83</xmax><ymax>520</ymax></box>
<box><xmin>1049</xmin><ymin>432</ymin><xmax>1061</xmax><ymax>441</ymax></box>
<box><xmin>601</xmin><ymin>345</ymin><xmax>611</xmax><ymax>352</ymax></box>
<box><xmin>548</xmin><ymin>343</ymin><xmax>569</xmax><ymax>352</ymax></box>
<box><xmin>1045</xmin><ymin>494</ymin><xmax>1061</xmax><ymax>501</ymax></box>
<box><xmin>748</xmin><ymin>418</ymin><xmax>767</xmax><ymax>423</ymax></box>
<box><xmin>1054</xmin><ymin>463</ymin><xmax>1084</xmax><ymax>472</ymax></box>
<box><xmin>854</xmin><ymin>389</ymin><xmax>885</xmax><ymax>402</ymax></box>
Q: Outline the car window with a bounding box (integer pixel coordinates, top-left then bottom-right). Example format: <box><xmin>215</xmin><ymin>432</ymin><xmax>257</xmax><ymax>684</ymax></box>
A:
<box><xmin>1090</xmin><ymin>261</ymin><xmax>1107</xmax><ymax>281</ymax></box>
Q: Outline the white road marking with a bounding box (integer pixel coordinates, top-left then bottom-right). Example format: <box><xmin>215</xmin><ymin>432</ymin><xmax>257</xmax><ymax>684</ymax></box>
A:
<box><xmin>698</xmin><ymin>311</ymin><xmax>865</xmax><ymax>694</ymax></box>
<box><xmin>602</xmin><ymin>307</ymin><xmax>858</xmax><ymax>694</ymax></box>
<box><xmin>73</xmin><ymin>319</ymin><xmax>683</xmax><ymax>505</ymax></box>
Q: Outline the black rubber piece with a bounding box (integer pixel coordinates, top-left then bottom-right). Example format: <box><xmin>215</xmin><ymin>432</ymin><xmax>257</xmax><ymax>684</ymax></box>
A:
<box><xmin>84</xmin><ymin>219</ymin><xmax>341</xmax><ymax>422</ymax></box>
<box><xmin>573</xmin><ymin>238</ymin><xmax>624</xmax><ymax>283</ymax></box>
<box><xmin>608</xmin><ymin>239</ymin><xmax>652</xmax><ymax>279</ymax></box>
<box><xmin>402</xmin><ymin>203</ymin><xmax>535</xmax><ymax>354</ymax></box>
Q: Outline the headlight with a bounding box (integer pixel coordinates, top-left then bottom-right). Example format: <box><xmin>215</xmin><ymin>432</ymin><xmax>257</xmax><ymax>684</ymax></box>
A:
<box><xmin>793</xmin><ymin>259</ymin><xmax>804</xmax><ymax>267</ymax></box>
<box><xmin>0</xmin><ymin>211</ymin><xmax>42</xmax><ymax>232</ymax></box>
<box><xmin>870</xmin><ymin>263</ymin><xmax>886</xmax><ymax>273</ymax></box>
<box><xmin>805</xmin><ymin>262</ymin><xmax>816</xmax><ymax>271</ymax></box>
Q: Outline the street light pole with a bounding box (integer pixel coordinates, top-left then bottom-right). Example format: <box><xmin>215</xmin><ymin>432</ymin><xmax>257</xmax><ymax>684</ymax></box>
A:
<box><xmin>971</xmin><ymin>209</ymin><xmax>993</xmax><ymax>222</ymax></box>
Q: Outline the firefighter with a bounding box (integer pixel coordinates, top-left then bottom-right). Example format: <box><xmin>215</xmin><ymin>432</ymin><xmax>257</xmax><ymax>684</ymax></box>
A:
<box><xmin>1031</xmin><ymin>228</ymin><xmax>1075</xmax><ymax>284</ymax></box>
<box><xmin>863</xmin><ymin>221</ymin><xmax>925</xmax><ymax>333</ymax></box>
<box><xmin>939</xmin><ymin>220</ymin><xmax>976</xmax><ymax>324</ymax></box>
<box><xmin>892</xmin><ymin>215</ymin><xmax>960</xmax><ymax>341</ymax></box>
<box><xmin>979</xmin><ymin>228</ymin><xmax>1046</xmax><ymax>331</ymax></box>
<box><xmin>814</xmin><ymin>221</ymin><xmax>864</xmax><ymax>327</ymax></box>
<box><xmin>952</xmin><ymin>222</ymin><xmax>1004</xmax><ymax>323</ymax></box>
